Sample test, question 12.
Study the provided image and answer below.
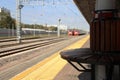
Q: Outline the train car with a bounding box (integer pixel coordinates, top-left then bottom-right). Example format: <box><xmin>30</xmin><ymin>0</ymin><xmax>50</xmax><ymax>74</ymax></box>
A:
<box><xmin>68</xmin><ymin>30</ymin><xmax>74</xmax><ymax>36</ymax></box>
<box><xmin>68</xmin><ymin>29</ymin><xmax>81</xmax><ymax>36</ymax></box>
<box><xmin>73</xmin><ymin>30</ymin><xmax>80</xmax><ymax>36</ymax></box>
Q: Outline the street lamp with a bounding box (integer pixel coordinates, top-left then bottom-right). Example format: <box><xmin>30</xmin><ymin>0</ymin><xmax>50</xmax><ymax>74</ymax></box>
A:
<box><xmin>16</xmin><ymin>0</ymin><xmax>24</xmax><ymax>43</ymax></box>
<box><xmin>33</xmin><ymin>19</ymin><xmax>36</xmax><ymax>37</ymax></box>
<box><xmin>57</xmin><ymin>18</ymin><xmax>61</xmax><ymax>37</ymax></box>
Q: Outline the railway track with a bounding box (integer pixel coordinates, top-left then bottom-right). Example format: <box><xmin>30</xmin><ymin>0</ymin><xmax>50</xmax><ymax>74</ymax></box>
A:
<box><xmin>0</xmin><ymin>37</ymin><xmax>61</xmax><ymax>48</ymax></box>
<box><xmin>0</xmin><ymin>37</ymin><xmax>40</xmax><ymax>42</ymax></box>
<box><xmin>0</xmin><ymin>37</ymin><xmax>68</xmax><ymax>57</ymax></box>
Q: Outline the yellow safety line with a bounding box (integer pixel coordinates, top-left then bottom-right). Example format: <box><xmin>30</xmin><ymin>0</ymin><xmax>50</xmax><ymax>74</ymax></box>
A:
<box><xmin>10</xmin><ymin>35</ymin><xmax>90</xmax><ymax>80</ymax></box>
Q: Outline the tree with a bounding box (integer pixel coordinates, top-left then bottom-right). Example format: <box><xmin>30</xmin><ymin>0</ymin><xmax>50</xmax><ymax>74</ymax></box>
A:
<box><xmin>0</xmin><ymin>11</ymin><xmax>15</xmax><ymax>29</ymax></box>
<box><xmin>49</xmin><ymin>26</ymin><xmax>57</xmax><ymax>31</ymax></box>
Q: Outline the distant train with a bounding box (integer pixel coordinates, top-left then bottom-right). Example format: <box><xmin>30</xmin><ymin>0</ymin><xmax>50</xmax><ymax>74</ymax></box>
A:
<box><xmin>0</xmin><ymin>28</ymin><xmax>66</xmax><ymax>37</ymax></box>
<box><xmin>68</xmin><ymin>29</ymin><xmax>87</xmax><ymax>36</ymax></box>
<box><xmin>0</xmin><ymin>28</ymin><xmax>86</xmax><ymax>37</ymax></box>
<box><xmin>68</xmin><ymin>30</ymin><xmax>73</xmax><ymax>36</ymax></box>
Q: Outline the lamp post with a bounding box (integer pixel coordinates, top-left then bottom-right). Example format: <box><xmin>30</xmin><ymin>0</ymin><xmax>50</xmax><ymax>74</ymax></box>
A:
<box><xmin>33</xmin><ymin>19</ymin><xmax>36</xmax><ymax>37</ymax></box>
<box><xmin>16</xmin><ymin>0</ymin><xmax>24</xmax><ymax>43</ymax></box>
<box><xmin>57</xmin><ymin>19</ymin><xmax>61</xmax><ymax>37</ymax></box>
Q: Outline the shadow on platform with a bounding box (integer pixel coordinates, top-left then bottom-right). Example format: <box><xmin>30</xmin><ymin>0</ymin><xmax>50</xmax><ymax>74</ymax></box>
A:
<box><xmin>77</xmin><ymin>67</ymin><xmax>120</xmax><ymax>80</ymax></box>
<box><xmin>78</xmin><ymin>72</ymin><xmax>91</xmax><ymax>80</ymax></box>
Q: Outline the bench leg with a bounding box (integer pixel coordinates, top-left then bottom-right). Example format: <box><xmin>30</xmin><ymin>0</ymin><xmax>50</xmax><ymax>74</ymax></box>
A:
<box><xmin>91</xmin><ymin>64</ymin><xmax>95</xmax><ymax>80</ymax></box>
<box><xmin>106</xmin><ymin>65</ymin><xmax>114</xmax><ymax>80</ymax></box>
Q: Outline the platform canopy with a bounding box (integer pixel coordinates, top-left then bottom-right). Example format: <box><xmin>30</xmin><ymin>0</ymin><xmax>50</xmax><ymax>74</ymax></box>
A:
<box><xmin>73</xmin><ymin>0</ymin><xmax>120</xmax><ymax>24</ymax></box>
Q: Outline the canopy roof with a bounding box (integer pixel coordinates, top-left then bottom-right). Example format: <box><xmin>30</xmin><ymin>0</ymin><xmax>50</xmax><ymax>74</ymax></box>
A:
<box><xmin>73</xmin><ymin>0</ymin><xmax>120</xmax><ymax>24</ymax></box>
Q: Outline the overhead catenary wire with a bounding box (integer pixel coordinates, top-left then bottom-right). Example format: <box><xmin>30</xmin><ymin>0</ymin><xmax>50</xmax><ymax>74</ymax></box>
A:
<box><xmin>1</xmin><ymin>0</ymin><xmax>80</xmax><ymax>24</ymax></box>
<box><xmin>1</xmin><ymin>0</ymin><xmax>81</xmax><ymax>22</ymax></box>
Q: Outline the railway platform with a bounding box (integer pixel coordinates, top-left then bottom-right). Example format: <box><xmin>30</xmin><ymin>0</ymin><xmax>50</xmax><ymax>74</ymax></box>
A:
<box><xmin>0</xmin><ymin>35</ymin><xmax>90</xmax><ymax>80</ymax></box>
<box><xmin>9</xmin><ymin>35</ymin><xmax>90</xmax><ymax>80</ymax></box>
<box><xmin>54</xmin><ymin>40</ymin><xmax>90</xmax><ymax>80</ymax></box>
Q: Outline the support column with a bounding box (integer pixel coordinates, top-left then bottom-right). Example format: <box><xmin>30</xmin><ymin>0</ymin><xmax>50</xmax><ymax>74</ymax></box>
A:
<box><xmin>93</xmin><ymin>0</ymin><xmax>116</xmax><ymax>80</ymax></box>
<box><xmin>16</xmin><ymin>0</ymin><xmax>23</xmax><ymax>43</ymax></box>
<box><xmin>16</xmin><ymin>0</ymin><xmax>21</xmax><ymax>43</ymax></box>
<box><xmin>95</xmin><ymin>0</ymin><xmax>115</xmax><ymax>10</ymax></box>
<box><xmin>95</xmin><ymin>65</ymin><xmax>106</xmax><ymax>80</ymax></box>
<box><xmin>57</xmin><ymin>19</ymin><xmax>61</xmax><ymax>37</ymax></box>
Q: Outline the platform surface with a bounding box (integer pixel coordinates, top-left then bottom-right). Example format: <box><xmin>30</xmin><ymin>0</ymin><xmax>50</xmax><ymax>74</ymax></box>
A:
<box><xmin>60</xmin><ymin>47</ymin><xmax>120</xmax><ymax>65</ymax></box>
<box><xmin>10</xmin><ymin>36</ymin><xmax>90</xmax><ymax>80</ymax></box>
<box><xmin>54</xmin><ymin>40</ymin><xmax>91</xmax><ymax>80</ymax></box>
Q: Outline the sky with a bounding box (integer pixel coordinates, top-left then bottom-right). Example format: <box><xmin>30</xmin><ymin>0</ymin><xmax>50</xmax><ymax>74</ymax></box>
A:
<box><xmin>0</xmin><ymin>0</ymin><xmax>89</xmax><ymax>31</ymax></box>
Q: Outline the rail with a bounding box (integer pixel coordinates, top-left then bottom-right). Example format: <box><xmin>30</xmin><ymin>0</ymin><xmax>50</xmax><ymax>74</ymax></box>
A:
<box><xmin>0</xmin><ymin>37</ymin><xmax>67</xmax><ymax>57</ymax></box>
<box><xmin>0</xmin><ymin>37</ymin><xmax>61</xmax><ymax>48</ymax></box>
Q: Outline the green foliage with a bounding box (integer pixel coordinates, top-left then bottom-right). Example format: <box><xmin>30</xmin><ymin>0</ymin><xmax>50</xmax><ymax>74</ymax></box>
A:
<box><xmin>49</xmin><ymin>26</ymin><xmax>57</xmax><ymax>31</ymax></box>
<box><xmin>0</xmin><ymin>11</ymin><xmax>15</xmax><ymax>29</ymax></box>
<box><xmin>0</xmin><ymin>10</ymin><xmax>57</xmax><ymax>31</ymax></box>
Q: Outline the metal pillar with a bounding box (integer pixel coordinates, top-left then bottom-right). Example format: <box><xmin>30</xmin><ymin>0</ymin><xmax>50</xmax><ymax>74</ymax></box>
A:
<box><xmin>57</xmin><ymin>19</ymin><xmax>61</xmax><ymax>37</ymax></box>
<box><xmin>94</xmin><ymin>0</ymin><xmax>116</xmax><ymax>80</ymax></box>
<box><xmin>95</xmin><ymin>0</ymin><xmax>115</xmax><ymax>10</ymax></box>
<box><xmin>95</xmin><ymin>65</ymin><xmax>106</xmax><ymax>80</ymax></box>
<box><xmin>34</xmin><ymin>20</ymin><xmax>36</xmax><ymax>37</ymax></box>
<box><xmin>16</xmin><ymin>0</ymin><xmax>23</xmax><ymax>43</ymax></box>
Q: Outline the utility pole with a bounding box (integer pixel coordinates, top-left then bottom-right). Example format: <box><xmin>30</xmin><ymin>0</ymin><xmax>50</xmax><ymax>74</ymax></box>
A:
<box><xmin>34</xmin><ymin>19</ymin><xmax>36</xmax><ymax>37</ymax></box>
<box><xmin>57</xmin><ymin>19</ymin><xmax>61</xmax><ymax>37</ymax></box>
<box><xmin>46</xmin><ymin>24</ymin><xmax>49</xmax><ymax>36</ymax></box>
<box><xmin>16</xmin><ymin>0</ymin><xmax>24</xmax><ymax>43</ymax></box>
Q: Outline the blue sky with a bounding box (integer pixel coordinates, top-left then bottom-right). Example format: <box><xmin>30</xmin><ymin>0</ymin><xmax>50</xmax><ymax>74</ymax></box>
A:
<box><xmin>0</xmin><ymin>0</ymin><xmax>89</xmax><ymax>31</ymax></box>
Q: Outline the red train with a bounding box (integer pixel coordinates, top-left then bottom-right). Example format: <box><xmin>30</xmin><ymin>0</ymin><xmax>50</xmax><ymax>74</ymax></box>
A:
<box><xmin>68</xmin><ymin>30</ymin><xmax>80</xmax><ymax>36</ymax></box>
